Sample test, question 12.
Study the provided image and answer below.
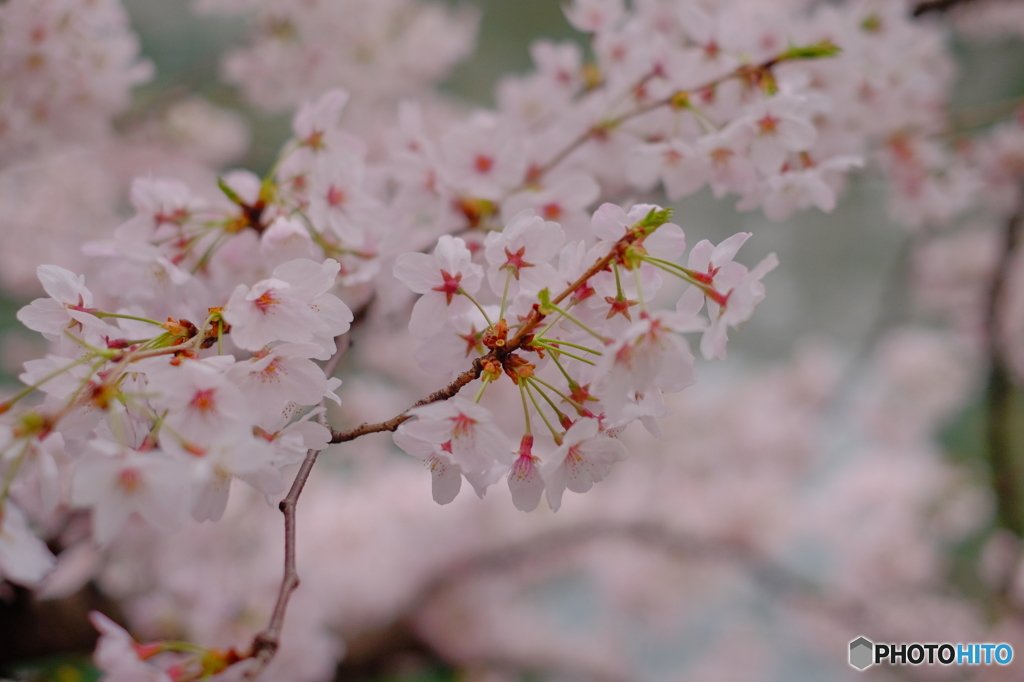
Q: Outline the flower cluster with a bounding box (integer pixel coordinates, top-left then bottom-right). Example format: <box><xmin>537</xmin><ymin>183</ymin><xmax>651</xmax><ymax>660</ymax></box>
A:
<box><xmin>392</xmin><ymin>205</ymin><xmax>775</xmax><ymax>510</ymax></box>
<box><xmin>2</xmin><ymin>256</ymin><xmax>351</xmax><ymax>575</ymax></box>
<box><xmin>4</xmin><ymin>0</ymin><xmax>1019</xmax><ymax>680</ymax></box>
<box><xmin>194</xmin><ymin>0</ymin><xmax>479</xmax><ymax>115</ymax></box>
<box><xmin>0</xmin><ymin>0</ymin><xmax>152</xmax><ymax>161</ymax></box>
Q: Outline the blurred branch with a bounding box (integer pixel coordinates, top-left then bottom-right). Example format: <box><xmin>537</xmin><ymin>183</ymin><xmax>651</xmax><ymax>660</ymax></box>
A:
<box><xmin>912</xmin><ymin>0</ymin><xmax>980</xmax><ymax>16</ymax></box>
<box><xmin>407</xmin><ymin>521</ymin><xmax>870</xmax><ymax>633</ymax></box>
<box><xmin>986</xmin><ymin>202</ymin><xmax>1024</xmax><ymax>536</ymax></box>
<box><xmin>830</xmin><ymin>233</ymin><xmax>914</xmax><ymax>409</ymax></box>
<box><xmin>946</xmin><ymin>95</ymin><xmax>1024</xmax><ymax>140</ymax></box>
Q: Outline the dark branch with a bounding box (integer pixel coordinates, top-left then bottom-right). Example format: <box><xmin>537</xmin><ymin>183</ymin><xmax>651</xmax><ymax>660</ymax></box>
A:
<box><xmin>912</xmin><ymin>0</ymin><xmax>979</xmax><ymax>16</ymax></box>
<box><xmin>986</xmin><ymin>202</ymin><xmax>1024</xmax><ymax>536</ymax></box>
<box><xmin>245</xmin><ymin>336</ymin><xmax>352</xmax><ymax>676</ymax></box>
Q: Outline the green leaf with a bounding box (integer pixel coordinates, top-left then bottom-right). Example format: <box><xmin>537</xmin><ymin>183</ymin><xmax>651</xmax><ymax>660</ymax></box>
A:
<box><xmin>779</xmin><ymin>40</ymin><xmax>842</xmax><ymax>62</ymax></box>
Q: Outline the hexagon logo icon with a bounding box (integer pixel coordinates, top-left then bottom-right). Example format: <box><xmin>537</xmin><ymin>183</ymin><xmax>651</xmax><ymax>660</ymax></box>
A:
<box><xmin>849</xmin><ymin>637</ymin><xmax>874</xmax><ymax>670</ymax></box>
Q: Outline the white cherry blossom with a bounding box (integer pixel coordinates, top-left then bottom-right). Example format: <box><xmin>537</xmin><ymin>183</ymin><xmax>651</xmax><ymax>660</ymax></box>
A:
<box><xmin>542</xmin><ymin>418</ymin><xmax>627</xmax><ymax>511</ymax></box>
<box><xmin>393</xmin><ymin>235</ymin><xmax>484</xmax><ymax>336</ymax></box>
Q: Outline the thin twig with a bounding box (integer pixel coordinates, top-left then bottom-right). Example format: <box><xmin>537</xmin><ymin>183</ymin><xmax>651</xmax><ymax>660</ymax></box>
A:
<box><xmin>525</xmin><ymin>54</ymin><xmax>788</xmax><ymax>187</ymax></box>
<box><xmin>912</xmin><ymin>0</ymin><xmax>980</xmax><ymax>17</ymax></box>
<box><xmin>986</xmin><ymin>202</ymin><xmax>1024</xmax><ymax>536</ymax></box>
<box><xmin>327</xmin><ymin>226</ymin><xmax>634</xmax><ymax>444</ymax></box>
<box><xmin>407</xmin><ymin>521</ymin><xmax>825</xmax><ymax>613</ymax></box>
<box><xmin>244</xmin><ymin>334</ymin><xmax>352</xmax><ymax>675</ymax></box>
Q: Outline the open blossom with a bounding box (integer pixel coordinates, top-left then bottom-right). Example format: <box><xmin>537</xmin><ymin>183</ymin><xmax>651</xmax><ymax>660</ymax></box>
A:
<box><xmin>483</xmin><ymin>210</ymin><xmax>565</xmax><ymax>296</ymax></box>
<box><xmin>393</xmin><ymin>430</ymin><xmax>465</xmax><ymax>505</ymax></box>
<box><xmin>292</xmin><ymin>88</ymin><xmax>350</xmax><ymax>150</ymax></box>
<box><xmin>564</xmin><ymin>0</ymin><xmax>626</xmax><ymax>33</ymax></box>
<box><xmin>0</xmin><ymin>501</ymin><xmax>56</xmax><ymax>585</ymax></box>
<box><xmin>308</xmin><ymin>151</ymin><xmax>380</xmax><ymax>246</ymax></box>
<box><xmin>145</xmin><ymin>358</ymin><xmax>250</xmax><ymax>444</ymax></box>
<box><xmin>596</xmin><ymin>310</ymin><xmax>706</xmax><ymax>419</ymax></box>
<box><xmin>163</xmin><ymin>429</ymin><xmax>285</xmax><ymax>522</ymax></box>
<box><xmin>16</xmin><ymin>265</ymin><xmax>113</xmax><ymax>342</ymax></box>
<box><xmin>224</xmin><ymin>258</ymin><xmax>353</xmax><ymax>355</ymax></box>
<box><xmin>225</xmin><ymin>342</ymin><xmax>342</xmax><ymax>427</ymax></box>
<box><xmin>736</xmin><ymin>94</ymin><xmax>818</xmax><ymax>174</ymax></box>
<box><xmin>397</xmin><ymin>397</ymin><xmax>512</xmax><ymax>474</ymax></box>
<box><xmin>70</xmin><ymin>441</ymin><xmax>190</xmax><ymax>545</ymax></box>
<box><xmin>627</xmin><ymin>138</ymin><xmax>709</xmax><ymax>200</ymax></box>
<box><xmin>591</xmin><ymin>203</ymin><xmax>686</xmax><ymax>262</ymax></box>
<box><xmin>394</xmin><ymin>235</ymin><xmax>484</xmax><ymax>335</ymax></box>
<box><xmin>440</xmin><ymin>113</ymin><xmax>528</xmax><ymax>199</ymax></box>
<box><xmin>89</xmin><ymin>612</ymin><xmax>172</xmax><ymax>682</ymax></box>
<box><xmin>704</xmin><ymin>252</ymin><xmax>779</xmax><ymax>360</ymax></box>
<box><xmin>542</xmin><ymin>418</ymin><xmax>627</xmax><ymax>511</ymax></box>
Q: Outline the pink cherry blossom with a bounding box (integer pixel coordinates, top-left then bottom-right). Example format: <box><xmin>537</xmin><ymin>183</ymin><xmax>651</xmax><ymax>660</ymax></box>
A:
<box><xmin>542</xmin><ymin>418</ymin><xmax>626</xmax><ymax>511</ymax></box>
<box><xmin>398</xmin><ymin>397</ymin><xmax>512</xmax><ymax>474</ymax></box>
<box><xmin>393</xmin><ymin>235</ymin><xmax>484</xmax><ymax>335</ymax></box>
<box><xmin>71</xmin><ymin>440</ymin><xmax>190</xmax><ymax>545</ymax></box>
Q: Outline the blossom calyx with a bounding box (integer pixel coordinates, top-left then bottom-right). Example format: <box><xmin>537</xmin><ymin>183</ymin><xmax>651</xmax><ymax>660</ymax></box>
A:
<box><xmin>502</xmin><ymin>354</ymin><xmax>536</xmax><ymax>386</ymax></box>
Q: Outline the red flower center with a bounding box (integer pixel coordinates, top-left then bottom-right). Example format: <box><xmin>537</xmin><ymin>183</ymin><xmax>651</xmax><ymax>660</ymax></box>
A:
<box><xmin>432</xmin><ymin>269</ymin><xmax>463</xmax><ymax>305</ymax></box>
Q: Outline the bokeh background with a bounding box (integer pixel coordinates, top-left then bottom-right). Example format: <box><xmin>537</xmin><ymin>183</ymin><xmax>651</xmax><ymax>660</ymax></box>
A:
<box><xmin>3</xmin><ymin>1</ymin><xmax>1024</xmax><ymax>681</ymax></box>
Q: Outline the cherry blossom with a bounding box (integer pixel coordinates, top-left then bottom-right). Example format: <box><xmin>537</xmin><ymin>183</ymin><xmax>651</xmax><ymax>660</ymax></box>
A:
<box><xmin>224</xmin><ymin>258</ymin><xmax>352</xmax><ymax>354</ymax></box>
<box><xmin>0</xmin><ymin>500</ymin><xmax>55</xmax><ymax>585</ymax></box>
<box><xmin>393</xmin><ymin>235</ymin><xmax>485</xmax><ymax>335</ymax></box>
<box><xmin>541</xmin><ymin>418</ymin><xmax>627</xmax><ymax>511</ymax></box>
<box><xmin>71</xmin><ymin>441</ymin><xmax>190</xmax><ymax>545</ymax></box>
<box><xmin>397</xmin><ymin>397</ymin><xmax>512</xmax><ymax>474</ymax></box>
<box><xmin>16</xmin><ymin>265</ymin><xmax>113</xmax><ymax>342</ymax></box>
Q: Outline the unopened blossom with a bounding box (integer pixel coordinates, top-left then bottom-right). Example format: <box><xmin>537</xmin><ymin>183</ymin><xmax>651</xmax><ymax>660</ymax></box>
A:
<box><xmin>542</xmin><ymin>418</ymin><xmax>627</xmax><ymax>511</ymax></box>
<box><xmin>70</xmin><ymin>441</ymin><xmax>191</xmax><ymax>545</ymax></box>
<box><xmin>508</xmin><ymin>434</ymin><xmax>546</xmax><ymax>512</ymax></box>
<box><xmin>393</xmin><ymin>235</ymin><xmax>484</xmax><ymax>335</ymax></box>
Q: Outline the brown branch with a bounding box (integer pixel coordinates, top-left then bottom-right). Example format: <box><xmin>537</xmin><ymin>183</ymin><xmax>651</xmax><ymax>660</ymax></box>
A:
<box><xmin>524</xmin><ymin>53</ymin><xmax>790</xmax><ymax>188</ymax></box>
<box><xmin>912</xmin><ymin>0</ymin><xmax>980</xmax><ymax>17</ymax></box>
<box><xmin>244</xmin><ymin>335</ymin><xmax>352</xmax><ymax>676</ymax></box>
<box><xmin>986</xmin><ymin>202</ymin><xmax>1024</xmax><ymax>536</ymax></box>
<box><xmin>330</xmin><ymin>358</ymin><xmax>486</xmax><ymax>443</ymax></box>
<box><xmin>242</xmin><ymin>229</ymin><xmax>642</xmax><ymax>673</ymax></box>
<box><xmin>327</xmin><ymin>219</ymin><xmax>640</xmax><ymax>445</ymax></box>
<box><xmin>406</xmin><ymin>521</ymin><xmax>831</xmax><ymax>616</ymax></box>
<box><xmin>333</xmin><ymin>522</ymin><xmax>886</xmax><ymax>681</ymax></box>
